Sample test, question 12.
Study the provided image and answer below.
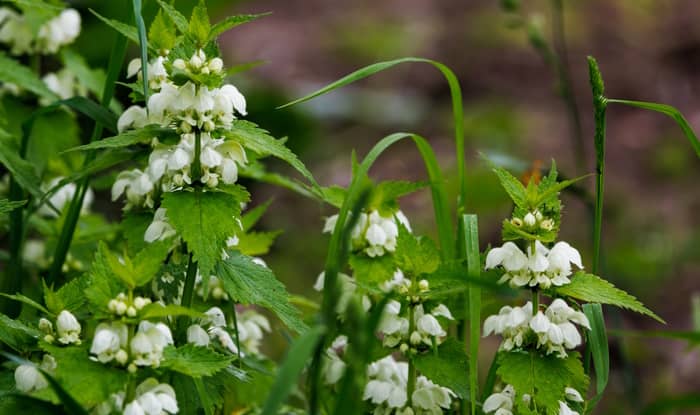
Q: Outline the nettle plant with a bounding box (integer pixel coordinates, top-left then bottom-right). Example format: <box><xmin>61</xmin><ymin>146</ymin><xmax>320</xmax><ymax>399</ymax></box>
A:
<box><xmin>1</xmin><ymin>1</ymin><xmax>698</xmax><ymax>415</ymax></box>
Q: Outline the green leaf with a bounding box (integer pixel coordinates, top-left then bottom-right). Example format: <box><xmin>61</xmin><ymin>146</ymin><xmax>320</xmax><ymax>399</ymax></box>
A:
<box><xmin>62</xmin><ymin>125</ymin><xmax>175</xmax><ymax>153</ymax></box>
<box><xmin>163</xmin><ymin>190</ymin><xmax>247</xmax><ymax>279</ymax></box>
<box><xmin>261</xmin><ymin>325</ymin><xmax>324</xmax><ymax>415</ymax></box>
<box><xmin>0</xmin><ymin>199</ymin><xmax>26</xmax><ymax>214</ymax></box>
<box><xmin>217</xmin><ymin>251</ymin><xmax>306</xmax><ymax>333</ymax></box>
<box><xmin>226</xmin><ymin>120</ymin><xmax>319</xmax><ymax>189</ymax></box>
<box><xmin>0</xmin><ymin>53</ymin><xmax>57</xmax><ymax>100</ymax></box>
<box><xmin>58</xmin><ymin>97</ymin><xmax>118</xmax><ymax>133</ymax></box>
<box><xmin>583</xmin><ymin>303</ymin><xmax>609</xmax><ymax>414</ymax></box>
<box><xmin>41</xmin><ymin>343</ymin><xmax>128</xmax><ymax>410</ymax></box>
<box><xmin>236</xmin><ymin>231</ymin><xmax>282</xmax><ymax>256</ymax></box>
<box><xmin>149</xmin><ymin>10</ymin><xmax>176</xmax><ymax>53</ymax></box>
<box><xmin>348</xmin><ymin>253</ymin><xmax>396</xmax><ymax>285</ymax></box>
<box><xmin>0</xmin><ymin>293</ymin><xmax>50</xmax><ymax>315</ymax></box>
<box><xmin>0</xmin><ymin>313</ymin><xmax>41</xmax><ymax>351</ymax></box>
<box><xmin>60</xmin><ymin>49</ymin><xmax>106</xmax><ymax>101</ymax></box>
<box><xmin>460</xmin><ymin>213</ymin><xmax>481</xmax><ymax>413</ymax></box>
<box><xmin>131</xmin><ymin>240</ymin><xmax>173</xmax><ymax>286</ymax></box>
<box><xmin>241</xmin><ymin>199</ymin><xmax>272</xmax><ymax>231</ymax></box>
<box><xmin>413</xmin><ymin>338</ymin><xmax>470</xmax><ymax>399</ymax></box>
<box><xmin>491</xmin><ymin>165</ymin><xmax>526</xmax><ymax>207</ymax></box>
<box><xmin>132</xmin><ymin>0</ymin><xmax>149</xmax><ymax>101</ymax></box>
<box><xmin>44</xmin><ymin>277</ymin><xmax>88</xmax><ymax>315</ymax></box>
<box><xmin>140</xmin><ymin>303</ymin><xmax>204</xmax><ymax>319</ymax></box>
<box><xmin>188</xmin><ymin>0</ymin><xmax>211</xmax><ymax>45</ymax></box>
<box><xmin>162</xmin><ymin>344</ymin><xmax>235</xmax><ymax>377</ymax></box>
<box><xmin>497</xmin><ymin>351</ymin><xmax>588</xmax><ymax>415</ymax></box>
<box><xmin>394</xmin><ymin>224</ymin><xmax>440</xmax><ymax>276</ymax></box>
<box><xmin>0</xmin><ymin>136</ymin><xmax>43</xmax><ymax>200</ymax></box>
<box><xmin>89</xmin><ymin>9</ymin><xmax>139</xmax><ymax>44</ymax></box>
<box><xmin>156</xmin><ymin>0</ymin><xmax>188</xmax><ymax>32</ymax></box>
<box><xmin>369</xmin><ymin>180</ymin><xmax>427</xmax><ymax>214</ymax></box>
<box><xmin>85</xmin><ymin>246</ymin><xmax>128</xmax><ymax>315</ymax></box>
<box><xmin>208</xmin><ymin>13</ymin><xmax>270</xmax><ymax>40</ymax></box>
<box><xmin>553</xmin><ymin>272</ymin><xmax>664</xmax><ymax>323</ymax></box>
<box><xmin>607</xmin><ymin>98</ymin><xmax>700</xmax><ymax>158</ymax></box>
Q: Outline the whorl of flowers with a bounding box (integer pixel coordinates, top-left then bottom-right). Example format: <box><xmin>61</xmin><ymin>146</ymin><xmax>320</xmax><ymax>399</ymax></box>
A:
<box><xmin>324</xmin><ymin>209</ymin><xmax>411</xmax><ymax>257</ymax></box>
<box><xmin>483</xmin><ymin>384</ymin><xmax>584</xmax><ymax>415</ymax></box>
<box><xmin>0</xmin><ymin>7</ymin><xmax>80</xmax><ymax>55</ymax></box>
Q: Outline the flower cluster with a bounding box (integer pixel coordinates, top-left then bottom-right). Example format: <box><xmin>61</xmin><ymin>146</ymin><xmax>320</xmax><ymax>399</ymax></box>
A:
<box><xmin>107</xmin><ymin>293</ymin><xmax>153</xmax><ymax>317</ymax></box>
<box><xmin>0</xmin><ymin>7</ymin><xmax>80</xmax><ymax>55</ymax></box>
<box><xmin>363</xmin><ymin>355</ymin><xmax>455</xmax><ymax>415</ymax></box>
<box><xmin>483</xmin><ymin>299</ymin><xmax>590</xmax><ymax>357</ymax></box>
<box><xmin>379</xmin><ymin>300</ymin><xmax>453</xmax><ymax>349</ymax></box>
<box><xmin>92</xmin><ymin>378</ymin><xmax>179</xmax><ymax>415</ymax></box>
<box><xmin>485</xmin><ymin>241</ymin><xmax>582</xmax><ymax>289</ymax></box>
<box><xmin>324</xmin><ymin>210</ymin><xmax>410</xmax><ymax>257</ymax></box>
<box><xmin>483</xmin><ymin>384</ymin><xmax>583</xmax><ymax>415</ymax></box>
<box><xmin>113</xmin><ymin>49</ymin><xmax>248</xmax><ymax>215</ymax></box>
<box><xmin>509</xmin><ymin>209</ymin><xmax>555</xmax><ymax>233</ymax></box>
<box><xmin>14</xmin><ymin>354</ymin><xmax>56</xmax><ymax>393</ymax></box>
<box><xmin>187</xmin><ymin>306</ymin><xmax>270</xmax><ymax>356</ymax></box>
<box><xmin>90</xmin><ymin>320</ymin><xmax>173</xmax><ymax>370</ymax></box>
<box><xmin>38</xmin><ymin>310</ymin><xmax>81</xmax><ymax>345</ymax></box>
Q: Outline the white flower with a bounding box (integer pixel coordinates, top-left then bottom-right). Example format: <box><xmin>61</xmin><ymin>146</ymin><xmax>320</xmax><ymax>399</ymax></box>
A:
<box><xmin>378</xmin><ymin>300</ymin><xmax>409</xmax><ymax>348</ymax></box>
<box><xmin>118</xmin><ymin>105</ymin><xmax>149</xmax><ymax>132</ymax></box>
<box><xmin>412</xmin><ymin>376</ymin><xmax>456</xmax><ymax>412</ymax></box>
<box><xmin>559</xmin><ymin>401</ymin><xmax>579</xmax><ymax>415</ymax></box>
<box><xmin>313</xmin><ymin>272</ymin><xmax>356</xmax><ymax>315</ymax></box>
<box><xmin>235</xmin><ymin>309</ymin><xmax>271</xmax><ymax>355</ymax></box>
<box><xmin>187</xmin><ymin>324</ymin><xmax>210</xmax><ymax>347</ymax></box>
<box><xmin>112</xmin><ymin>169</ymin><xmax>155</xmax><ymax>208</ymax></box>
<box><xmin>322</xmin><ymin>336</ymin><xmax>348</xmax><ymax>385</ymax></box>
<box><xmin>218</xmin><ymin>84</ymin><xmax>247</xmax><ymax>116</ymax></box>
<box><xmin>209</xmin><ymin>326</ymin><xmax>238</xmax><ymax>354</ymax></box>
<box><xmin>38</xmin><ymin>177</ymin><xmax>94</xmax><ymax>217</ymax></box>
<box><xmin>416</xmin><ymin>306</ymin><xmax>445</xmax><ymax>337</ymax></box>
<box><xmin>56</xmin><ymin>310</ymin><xmax>81</xmax><ymax>344</ymax></box>
<box><xmin>14</xmin><ymin>364</ymin><xmax>47</xmax><ymax>393</ymax></box>
<box><xmin>565</xmin><ymin>387</ymin><xmax>584</xmax><ymax>402</ymax></box>
<box><xmin>204</xmin><ymin>306</ymin><xmax>227</xmax><ymax>327</ymax></box>
<box><xmin>483</xmin><ymin>385</ymin><xmax>515</xmax><ymax>414</ymax></box>
<box><xmin>37</xmin><ymin>9</ymin><xmax>81</xmax><ymax>54</ymax></box>
<box><xmin>124</xmin><ymin>378</ymin><xmax>179</xmax><ymax>415</ymax></box>
<box><xmin>144</xmin><ymin>208</ymin><xmax>177</xmax><ymax>242</ymax></box>
<box><xmin>130</xmin><ymin>321</ymin><xmax>173</xmax><ymax>367</ymax></box>
<box><xmin>90</xmin><ymin>322</ymin><xmax>128</xmax><ymax>364</ymax></box>
<box><xmin>483</xmin><ymin>302</ymin><xmax>533</xmax><ymax>352</ymax></box>
<box><xmin>0</xmin><ymin>8</ymin><xmax>33</xmax><ymax>55</ymax></box>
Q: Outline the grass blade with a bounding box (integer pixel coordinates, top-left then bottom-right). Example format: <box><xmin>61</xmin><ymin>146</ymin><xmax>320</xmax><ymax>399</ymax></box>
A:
<box><xmin>460</xmin><ymin>214</ymin><xmax>481</xmax><ymax>414</ymax></box>
<box><xmin>583</xmin><ymin>303</ymin><xmax>609</xmax><ymax>414</ymax></box>
<box><xmin>132</xmin><ymin>0</ymin><xmax>149</xmax><ymax>102</ymax></box>
<box><xmin>260</xmin><ymin>325</ymin><xmax>325</xmax><ymax>415</ymax></box>
<box><xmin>607</xmin><ymin>99</ymin><xmax>700</xmax><ymax>158</ymax></box>
<box><xmin>587</xmin><ymin>56</ymin><xmax>607</xmax><ymax>275</ymax></box>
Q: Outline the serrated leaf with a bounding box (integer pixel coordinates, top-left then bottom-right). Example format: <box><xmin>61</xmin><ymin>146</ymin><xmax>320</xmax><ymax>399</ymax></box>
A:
<box><xmin>0</xmin><ymin>53</ymin><xmax>57</xmax><ymax>100</ymax></box>
<box><xmin>188</xmin><ymin>0</ymin><xmax>211</xmax><ymax>45</ymax></box>
<box><xmin>149</xmin><ymin>10</ymin><xmax>176</xmax><ymax>53</ymax></box>
<box><xmin>208</xmin><ymin>13</ymin><xmax>269</xmax><ymax>40</ymax></box>
<box><xmin>0</xmin><ymin>199</ymin><xmax>26</xmax><ymax>214</ymax></box>
<box><xmin>85</xmin><ymin>247</ymin><xmax>127</xmax><ymax>315</ymax></box>
<box><xmin>413</xmin><ymin>338</ymin><xmax>469</xmax><ymax>399</ymax></box>
<box><xmin>156</xmin><ymin>0</ymin><xmax>188</xmax><ymax>32</ymax></box>
<box><xmin>140</xmin><ymin>303</ymin><xmax>204</xmax><ymax>319</ymax></box>
<box><xmin>491</xmin><ymin>165</ymin><xmax>527</xmax><ymax>207</ymax></box>
<box><xmin>348</xmin><ymin>253</ymin><xmax>396</xmax><ymax>285</ymax></box>
<box><xmin>0</xmin><ymin>314</ymin><xmax>40</xmax><ymax>352</ymax></box>
<box><xmin>394</xmin><ymin>224</ymin><xmax>440</xmax><ymax>276</ymax></box>
<box><xmin>497</xmin><ymin>351</ymin><xmax>588</xmax><ymax>415</ymax></box>
<box><xmin>132</xmin><ymin>240</ymin><xmax>172</xmax><ymax>286</ymax></box>
<box><xmin>89</xmin><ymin>9</ymin><xmax>139</xmax><ymax>44</ymax></box>
<box><xmin>553</xmin><ymin>272</ymin><xmax>664</xmax><ymax>323</ymax></box>
<box><xmin>163</xmin><ymin>190</ymin><xmax>246</xmax><ymax>279</ymax></box>
<box><xmin>216</xmin><ymin>251</ymin><xmax>306</xmax><ymax>333</ymax></box>
<box><xmin>162</xmin><ymin>344</ymin><xmax>235</xmax><ymax>377</ymax></box>
<box><xmin>241</xmin><ymin>199</ymin><xmax>272</xmax><ymax>231</ymax></box>
<box><xmin>226</xmin><ymin>120</ymin><xmax>318</xmax><ymax>189</ymax></box>
<box><xmin>40</xmin><ymin>344</ymin><xmax>128</xmax><ymax>409</ymax></box>
<box><xmin>44</xmin><ymin>277</ymin><xmax>88</xmax><ymax>315</ymax></box>
<box><xmin>62</xmin><ymin>125</ymin><xmax>175</xmax><ymax>153</ymax></box>
<box><xmin>121</xmin><ymin>211</ymin><xmax>153</xmax><ymax>255</ymax></box>
<box><xmin>0</xmin><ymin>293</ymin><xmax>50</xmax><ymax>315</ymax></box>
<box><xmin>236</xmin><ymin>231</ymin><xmax>281</xmax><ymax>256</ymax></box>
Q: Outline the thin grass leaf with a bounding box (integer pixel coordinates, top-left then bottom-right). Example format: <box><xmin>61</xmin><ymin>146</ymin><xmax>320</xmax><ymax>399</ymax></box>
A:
<box><xmin>583</xmin><ymin>303</ymin><xmax>609</xmax><ymax>414</ymax></box>
<box><xmin>607</xmin><ymin>98</ymin><xmax>700</xmax><ymax>158</ymax></box>
<box><xmin>61</xmin><ymin>125</ymin><xmax>175</xmax><ymax>153</ymax></box>
<box><xmin>461</xmin><ymin>214</ymin><xmax>480</xmax><ymax>414</ymax></box>
<box><xmin>587</xmin><ymin>56</ymin><xmax>607</xmax><ymax>275</ymax></box>
<box><xmin>209</xmin><ymin>13</ymin><xmax>270</xmax><ymax>40</ymax></box>
<box><xmin>155</xmin><ymin>0</ymin><xmax>188</xmax><ymax>32</ymax></box>
<box><xmin>227</xmin><ymin>60</ymin><xmax>266</xmax><ymax>76</ymax></box>
<box><xmin>89</xmin><ymin>9</ymin><xmax>139</xmax><ymax>44</ymax></box>
<box><xmin>0</xmin><ymin>199</ymin><xmax>26</xmax><ymax>214</ymax></box>
<box><xmin>260</xmin><ymin>325</ymin><xmax>324</xmax><ymax>415</ymax></box>
<box><xmin>278</xmin><ymin>57</ymin><xmax>466</xmax><ymax>214</ymax></box>
<box><xmin>0</xmin><ymin>293</ymin><xmax>51</xmax><ymax>315</ymax></box>
<box><xmin>132</xmin><ymin>0</ymin><xmax>149</xmax><ymax>102</ymax></box>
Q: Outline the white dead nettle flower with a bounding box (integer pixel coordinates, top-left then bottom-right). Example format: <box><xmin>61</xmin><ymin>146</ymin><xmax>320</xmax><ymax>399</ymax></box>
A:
<box><xmin>564</xmin><ymin>387</ymin><xmax>584</xmax><ymax>403</ymax></box>
<box><xmin>127</xmin><ymin>56</ymin><xmax>170</xmax><ymax>91</ymax></box>
<box><xmin>187</xmin><ymin>324</ymin><xmax>210</xmax><ymax>347</ymax></box>
<box><xmin>14</xmin><ymin>355</ymin><xmax>55</xmax><ymax>393</ymax></box>
<box><xmin>90</xmin><ymin>322</ymin><xmax>128</xmax><ymax>364</ymax></box>
<box><xmin>483</xmin><ymin>302</ymin><xmax>533</xmax><ymax>352</ymax></box>
<box><xmin>529</xmin><ymin>299</ymin><xmax>591</xmax><ymax>358</ymax></box>
<box><xmin>204</xmin><ymin>306</ymin><xmax>227</xmax><ymax>327</ymax></box>
<box><xmin>123</xmin><ymin>378</ymin><xmax>179</xmax><ymax>415</ymax></box>
<box><xmin>56</xmin><ymin>310</ymin><xmax>81</xmax><ymax>345</ymax></box>
<box><xmin>40</xmin><ymin>68</ymin><xmax>86</xmax><ymax>105</ymax></box>
<box><xmin>322</xmin><ymin>335</ymin><xmax>348</xmax><ymax>385</ymax></box>
<box><xmin>196</xmin><ymin>275</ymin><xmax>229</xmax><ymax>301</ymax></box>
<box><xmin>378</xmin><ymin>300</ymin><xmax>409</xmax><ymax>348</ymax></box>
<box><xmin>0</xmin><ymin>8</ymin><xmax>80</xmax><ymax>55</ymax></box>
<box><xmin>483</xmin><ymin>384</ymin><xmax>515</xmax><ymax>415</ymax></box>
<box><xmin>38</xmin><ymin>177</ymin><xmax>94</xmax><ymax>218</ymax></box>
<box><xmin>130</xmin><ymin>321</ymin><xmax>174</xmax><ymax>368</ymax></box>
<box><xmin>323</xmin><ymin>210</ymin><xmax>411</xmax><ymax>257</ymax></box>
<box><xmin>208</xmin><ymin>326</ymin><xmax>238</xmax><ymax>354</ymax></box>
<box><xmin>144</xmin><ymin>208</ymin><xmax>177</xmax><ymax>243</ymax></box>
<box><xmin>558</xmin><ymin>401</ymin><xmax>579</xmax><ymax>415</ymax></box>
<box><xmin>313</xmin><ymin>271</ymin><xmax>359</xmax><ymax>315</ymax></box>
<box><xmin>118</xmin><ymin>105</ymin><xmax>150</xmax><ymax>133</ymax></box>
<box><xmin>112</xmin><ymin>168</ymin><xmax>155</xmax><ymax>209</ymax></box>
<box><xmin>92</xmin><ymin>392</ymin><xmax>126</xmax><ymax>415</ymax></box>
<box><xmin>485</xmin><ymin>241</ymin><xmax>583</xmax><ymax>289</ymax></box>
<box><xmin>381</xmin><ymin>269</ymin><xmax>411</xmax><ymax>293</ymax></box>
<box><xmin>235</xmin><ymin>309</ymin><xmax>271</xmax><ymax>355</ymax></box>
<box><xmin>411</xmin><ymin>376</ymin><xmax>456</xmax><ymax>413</ymax></box>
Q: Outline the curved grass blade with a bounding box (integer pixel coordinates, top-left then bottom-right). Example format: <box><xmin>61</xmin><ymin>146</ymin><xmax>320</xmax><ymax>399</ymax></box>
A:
<box><xmin>278</xmin><ymin>57</ymin><xmax>467</xmax><ymax>216</ymax></box>
<box><xmin>607</xmin><ymin>99</ymin><xmax>700</xmax><ymax>158</ymax></box>
<box><xmin>89</xmin><ymin>9</ymin><xmax>139</xmax><ymax>44</ymax></box>
<box><xmin>460</xmin><ymin>214</ymin><xmax>481</xmax><ymax>415</ymax></box>
<box><xmin>587</xmin><ymin>56</ymin><xmax>607</xmax><ymax>275</ymax></box>
<box><xmin>132</xmin><ymin>0</ymin><xmax>149</xmax><ymax>102</ymax></box>
<box><xmin>260</xmin><ymin>325</ymin><xmax>324</xmax><ymax>415</ymax></box>
<box><xmin>583</xmin><ymin>303</ymin><xmax>609</xmax><ymax>414</ymax></box>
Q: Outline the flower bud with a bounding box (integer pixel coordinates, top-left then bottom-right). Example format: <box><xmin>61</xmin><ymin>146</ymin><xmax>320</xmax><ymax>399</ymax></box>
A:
<box><xmin>418</xmin><ymin>279</ymin><xmax>429</xmax><ymax>292</ymax></box>
<box><xmin>189</xmin><ymin>55</ymin><xmax>203</xmax><ymax>69</ymax></box>
<box><xmin>410</xmin><ymin>331</ymin><xmax>422</xmax><ymax>345</ymax></box>
<box><xmin>115</xmin><ymin>301</ymin><xmax>127</xmax><ymax>316</ymax></box>
<box><xmin>128</xmin><ymin>363</ymin><xmax>137</xmax><ymax>373</ymax></box>
<box><xmin>208</xmin><ymin>57</ymin><xmax>223</xmax><ymax>73</ymax></box>
<box><xmin>108</xmin><ymin>299</ymin><xmax>118</xmax><ymax>313</ymax></box>
<box><xmin>117</xmin><ymin>293</ymin><xmax>127</xmax><ymax>301</ymax></box>
<box><xmin>534</xmin><ymin>210</ymin><xmax>543</xmax><ymax>221</ymax></box>
<box><xmin>134</xmin><ymin>297</ymin><xmax>150</xmax><ymax>310</ymax></box>
<box><xmin>56</xmin><ymin>310</ymin><xmax>81</xmax><ymax>345</ymax></box>
<box><xmin>173</xmin><ymin>58</ymin><xmax>186</xmax><ymax>70</ymax></box>
<box><xmin>115</xmin><ymin>349</ymin><xmax>129</xmax><ymax>365</ymax></box>
<box><xmin>44</xmin><ymin>334</ymin><xmax>55</xmax><ymax>343</ymax></box>
<box><xmin>399</xmin><ymin>343</ymin><xmax>409</xmax><ymax>353</ymax></box>
<box><xmin>524</xmin><ymin>212</ymin><xmax>536</xmax><ymax>227</ymax></box>
<box><xmin>540</xmin><ymin>219</ymin><xmax>554</xmax><ymax>231</ymax></box>
<box><xmin>212</xmin><ymin>286</ymin><xmax>224</xmax><ymax>300</ymax></box>
<box><xmin>126</xmin><ymin>306</ymin><xmax>137</xmax><ymax>317</ymax></box>
<box><xmin>200</xmin><ymin>66</ymin><xmax>210</xmax><ymax>75</ymax></box>
<box><xmin>511</xmin><ymin>217</ymin><xmax>523</xmax><ymax>227</ymax></box>
<box><xmin>38</xmin><ymin>318</ymin><xmax>53</xmax><ymax>334</ymax></box>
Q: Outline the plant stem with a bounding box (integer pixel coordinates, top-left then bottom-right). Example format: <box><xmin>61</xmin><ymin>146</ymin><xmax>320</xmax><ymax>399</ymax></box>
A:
<box><xmin>192</xmin><ymin>129</ymin><xmax>202</xmax><ymax>183</ymax></box>
<box><xmin>407</xmin><ymin>303</ymin><xmax>417</xmax><ymax>407</ymax></box>
<box><xmin>230</xmin><ymin>302</ymin><xmax>242</xmax><ymax>368</ymax></box>
<box><xmin>550</xmin><ymin>0</ymin><xmax>586</xmax><ymax>174</ymax></box>
<box><xmin>532</xmin><ymin>289</ymin><xmax>539</xmax><ymax>312</ymax></box>
<box><xmin>181</xmin><ymin>251</ymin><xmax>197</xmax><ymax>308</ymax></box>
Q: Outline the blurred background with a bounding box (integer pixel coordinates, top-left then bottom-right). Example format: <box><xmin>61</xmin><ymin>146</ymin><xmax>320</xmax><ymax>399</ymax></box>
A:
<box><xmin>74</xmin><ymin>0</ymin><xmax>700</xmax><ymax>413</ymax></box>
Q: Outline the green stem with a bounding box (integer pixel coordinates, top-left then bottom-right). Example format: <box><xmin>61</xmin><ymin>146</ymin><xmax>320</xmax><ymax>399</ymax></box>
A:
<box><xmin>230</xmin><ymin>302</ymin><xmax>242</xmax><ymax>368</ymax></box>
<box><xmin>407</xmin><ymin>303</ymin><xmax>417</xmax><ymax>407</ymax></box>
<box><xmin>192</xmin><ymin>129</ymin><xmax>202</xmax><ymax>183</ymax></box>
<box><xmin>47</xmin><ymin>29</ymin><xmax>128</xmax><ymax>283</ymax></box>
<box><xmin>181</xmin><ymin>251</ymin><xmax>197</xmax><ymax>308</ymax></box>
<box><xmin>532</xmin><ymin>289</ymin><xmax>539</xmax><ymax>312</ymax></box>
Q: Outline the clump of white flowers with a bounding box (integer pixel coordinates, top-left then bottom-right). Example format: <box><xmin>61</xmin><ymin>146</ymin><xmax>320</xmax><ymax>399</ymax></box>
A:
<box><xmin>378</xmin><ymin>300</ymin><xmax>453</xmax><ymax>349</ymax></box>
<box><xmin>186</xmin><ymin>306</ymin><xmax>270</xmax><ymax>356</ymax></box>
<box><xmin>485</xmin><ymin>241</ymin><xmax>582</xmax><ymax>289</ymax></box>
<box><xmin>323</xmin><ymin>210</ymin><xmax>410</xmax><ymax>257</ymax></box>
<box><xmin>90</xmin><ymin>322</ymin><xmax>129</xmax><ymax>365</ymax></box>
<box><xmin>363</xmin><ymin>355</ymin><xmax>455</xmax><ymax>414</ymax></box>
<box><xmin>0</xmin><ymin>7</ymin><xmax>80</xmax><ymax>55</ymax></box>
<box><xmin>123</xmin><ymin>378</ymin><xmax>179</xmax><ymax>415</ymax></box>
<box><xmin>483</xmin><ymin>384</ymin><xmax>584</xmax><ymax>415</ymax></box>
<box><xmin>107</xmin><ymin>292</ymin><xmax>153</xmax><ymax>317</ymax></box>
<box><xmin>89</xmin><ymin>319</ymin><xmax>173</xmax><ymax>370</ymax></box>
